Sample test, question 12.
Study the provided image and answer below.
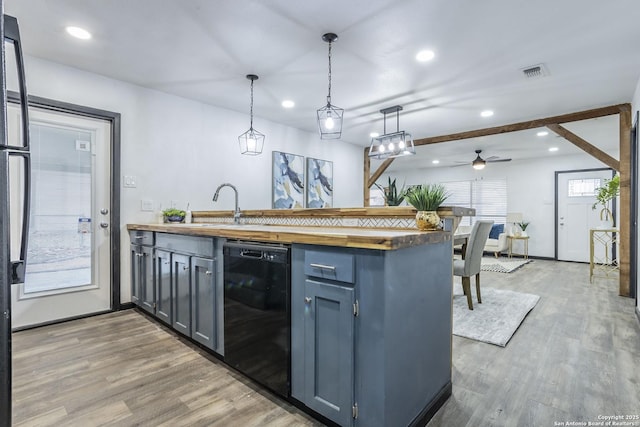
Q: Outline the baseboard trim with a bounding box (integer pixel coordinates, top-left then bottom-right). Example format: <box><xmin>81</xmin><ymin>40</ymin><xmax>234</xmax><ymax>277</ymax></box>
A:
<box><xmin>118</xmin><ymin>302</ymin><xmax>136</xmax><ymax>310</ymax></box>
<box><xmin>409</xmin><ymin>381</ymin><xmax>453</xmax><ymax>427</ymax></box>
<box><xmin>12</xmin><ymin>309</ymin><xmax>114</xmax><ymax>332</ymax></box>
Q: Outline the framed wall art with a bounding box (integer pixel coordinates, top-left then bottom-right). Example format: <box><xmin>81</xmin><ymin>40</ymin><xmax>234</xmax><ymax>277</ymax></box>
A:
<box><xmin>306</xmin><ymin>157</ymin><xmax>333</xmax><ymax>208</ymax></box>
<box><xmin>272</xmin><ymin>151</ymin><xmax>305</xmax><ymax>209</ymax></box>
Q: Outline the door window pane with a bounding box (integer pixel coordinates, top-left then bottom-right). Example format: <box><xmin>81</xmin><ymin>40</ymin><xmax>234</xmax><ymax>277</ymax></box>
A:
<box><xmin>24</xmin><ymin>122</ymin><xmax>93</xmax><ymax>293</ymax></box>
<box><xmin>567</xmin><ymin>178</ymin><xmax>601</xmax><ymax>197</ymax></box>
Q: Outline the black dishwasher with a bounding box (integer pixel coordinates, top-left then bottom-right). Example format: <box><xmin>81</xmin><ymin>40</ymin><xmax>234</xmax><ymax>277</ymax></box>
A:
<box><xmin>223</xmin><ymin>240</ymin><xmax>290</xmax><ymax>397</ymax></box>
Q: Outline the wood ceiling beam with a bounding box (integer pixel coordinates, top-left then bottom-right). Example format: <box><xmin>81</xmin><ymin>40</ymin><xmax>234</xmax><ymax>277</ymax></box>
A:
<box><xmin>412</xmin><ymin>104</ymin><xmax>627</xmax><ymax>147</ymax></box>
<box><xmin>546</xmin><ymin>124</ymin><xmax>620</xmax><ymax>171</ymax></box>
<box><xmin>367</xmin><ymin>157</ymin><xmax>395</xmax><ymax>189</ymax></box>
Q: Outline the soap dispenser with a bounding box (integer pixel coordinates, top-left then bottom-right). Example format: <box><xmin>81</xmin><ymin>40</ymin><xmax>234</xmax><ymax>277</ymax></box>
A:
<box><xmin>185</xmin><ymin>203</ymin><xmax>192</xmax><ymax>224</ymax></box>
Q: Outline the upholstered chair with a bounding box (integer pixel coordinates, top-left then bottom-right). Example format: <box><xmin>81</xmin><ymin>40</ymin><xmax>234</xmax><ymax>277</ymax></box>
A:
<box><xmin>453</xmin><ymin>220</ymin><xmax>494</xmax><ymax>310</ymax></box>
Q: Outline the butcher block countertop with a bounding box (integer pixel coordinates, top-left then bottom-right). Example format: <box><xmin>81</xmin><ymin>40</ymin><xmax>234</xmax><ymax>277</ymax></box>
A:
<box><xmin>127</xmin><ymin>223</ymin><xmax>451</xmax><ymax>250</ymax></box>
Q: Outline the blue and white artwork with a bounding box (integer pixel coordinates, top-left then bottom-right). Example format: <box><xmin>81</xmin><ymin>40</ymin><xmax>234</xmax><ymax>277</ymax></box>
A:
<box><xmin>272</xmin><ymin>151</ymin><xmax>305</xmax><ymax>209</ymax></box>
<box><xmin>306</xmin><ymin>158</ymin><xmax>333</xmax><ymax>208</ymax></box>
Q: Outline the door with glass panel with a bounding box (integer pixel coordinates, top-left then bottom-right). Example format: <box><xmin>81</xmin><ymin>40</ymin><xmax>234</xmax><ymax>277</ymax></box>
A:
<box><xmin>557</xmin><ymin>169</ymin><xmax>615</xmax><ymax>263</ymax></box>
<box><xmin>10</xmin><ymin>104</ymin><xmax>112</xmax><ymax>328</ymax></box>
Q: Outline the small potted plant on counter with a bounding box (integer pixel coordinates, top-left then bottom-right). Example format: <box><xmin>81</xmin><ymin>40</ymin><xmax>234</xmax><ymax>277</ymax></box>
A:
<box><xmin>404</xmin><ymin>183</ymin><xmax>449</xmax><ymax>230</ymax></box>
<box><xmin>162</xmin><ymin>208</ymin><xmax>186</xmax><ymax>223</ymax></box>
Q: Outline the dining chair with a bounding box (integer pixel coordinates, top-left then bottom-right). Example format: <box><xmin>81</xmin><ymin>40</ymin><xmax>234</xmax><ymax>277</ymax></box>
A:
<box><xmin>453</xmin><ymin>220</ymin><xmax>494</xmax><ymax>310</ymax></box>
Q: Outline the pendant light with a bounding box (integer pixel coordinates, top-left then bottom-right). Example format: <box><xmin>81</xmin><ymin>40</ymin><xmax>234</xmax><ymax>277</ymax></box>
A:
<box><xmin>368</xmin><ymin>105</ymin><xmax>415</xmax><ymax>159</ymax></box>
<box><xmin>317</xmin><ymin>33</ymin><xmax>344</xmax><ymax>139</ymax></box>
<box><xmin>238</xmin><ymin>74</ymin><xmax>265</xmax><ymax>155</ymax></box>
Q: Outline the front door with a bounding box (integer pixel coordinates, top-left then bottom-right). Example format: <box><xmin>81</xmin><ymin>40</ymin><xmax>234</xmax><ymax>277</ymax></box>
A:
<box><xmin>557</xmin><ymin>169</ymin><xmax>615</xmax><ymax>262</ymax></box>
<box><xmin>10</xmin><ymin>104</ymin><xmax>112</xmax><ymax>328</ymax></box>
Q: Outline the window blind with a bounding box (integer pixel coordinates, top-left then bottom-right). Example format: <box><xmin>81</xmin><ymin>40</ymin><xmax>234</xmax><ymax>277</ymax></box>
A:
<box><xmin>442</xmin><ymin>179</ymin><xmax>507</xmax><ymax>226</ymax></box>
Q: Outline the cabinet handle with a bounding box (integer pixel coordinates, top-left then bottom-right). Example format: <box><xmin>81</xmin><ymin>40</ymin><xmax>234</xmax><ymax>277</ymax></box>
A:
<box><xmin>134</xmin><ymin>236</ymin><xmax>144</xmax><ymax>239</ymax></box>
<box><xmin>304</xmin><ymin>297</ymin><xmax>312</xmax><ymax>304</ymax></box>
<box><xmin>309</xmin><ymin>263</ymin><xmax>336</xmax><ymax>271</ymax></box>
<box><xmin>183</xmin><ymin>266</ymin><xmax>189</xmax><ymax>271</ymax></box>
<box><xmin>136</xmin><ymin>253</ymin><xmax>143</xmax><ymax>258</ymax></box>
<box><xmin>205</xmin><ymin>270</ymin><xmax>212</xmax><ymax>275</ymax></box>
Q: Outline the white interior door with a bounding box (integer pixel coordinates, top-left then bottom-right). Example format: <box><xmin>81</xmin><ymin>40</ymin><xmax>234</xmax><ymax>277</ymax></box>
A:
<box><xmin>10</xmin><ymin>105</ymin><xmax>112</xmax><ymax>328</ymax></box>
<box><xmin>557</xmin><ymin>169</ymin><xmax>615</xmax><ymax>262</ymax></box>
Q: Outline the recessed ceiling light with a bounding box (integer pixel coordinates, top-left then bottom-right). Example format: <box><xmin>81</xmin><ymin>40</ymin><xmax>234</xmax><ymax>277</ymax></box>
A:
<box><xmin>370</xmin><ymin>132</ymin><xmax>379</xmax><ymax>138</ymax></box>
<box><xmin>549</xmin><ymin>147</ymin><xmax>559</xmax><ymax>152</ymax></box>
<box><xmin>416</xmin><ymin>50</ymin><xmax>435</xmax><ymax>62</ymax></box>
<box><xmin>281</xmin><ymin>100</ymin><xmax>295</xmax><ymax>108</ymax></box>
<box><xmin>537</xmin><ymin>131</ymin><xmax>549</xmax><ymax>137</ymax></box>
<box><xmin>480</xmin><ymin>110</ymin><xmax>494</xmax><ymax>118</ymax></box>
<box><xmin>65</xmin><ymin>26</ymin><xmax>92</xmax><ymax>40</ymax></box>
<box><xmin>432</xmin><ymin>159</ymin><xmax>440</xmax><ymax>164</ymax></box>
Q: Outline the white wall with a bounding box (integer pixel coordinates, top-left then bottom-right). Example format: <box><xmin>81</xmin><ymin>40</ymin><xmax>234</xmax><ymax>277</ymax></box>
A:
<box><xmin>381</xmin><ymin>152</ymin><xmax>614</xmax><ymax>258</ymax></box>
<box><xmin>22</xmin><ymin>56</ymin><xmax>364</xmax><ymax>303</ymax></box>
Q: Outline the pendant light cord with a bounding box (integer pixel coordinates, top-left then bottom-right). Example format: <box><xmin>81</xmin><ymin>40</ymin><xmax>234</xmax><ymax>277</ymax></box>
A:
<box><xmin>327</xmin><ymin>41</ymin><xmax>332</xmax><ymax>105</ymax></box>
<box><xmin>250</xmin><ymin>78</ymin><xmax>254</xmax><ymax>130</ymax></box>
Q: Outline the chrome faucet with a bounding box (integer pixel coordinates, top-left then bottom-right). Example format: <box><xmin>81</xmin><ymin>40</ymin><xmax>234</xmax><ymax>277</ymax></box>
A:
<box><xmin>213</xmin><ymin>183</ymin><xmax>241</xmax><ymax>224</ymax></box>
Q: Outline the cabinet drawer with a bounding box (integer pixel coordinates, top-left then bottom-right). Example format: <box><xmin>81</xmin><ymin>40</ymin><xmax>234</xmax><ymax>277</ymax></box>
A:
<box><xmin>304</xmin><ymin>250</ymin><xmax>354</xmax><ymax>284</ymax></box>
<box><xmin>129</xmin><ymin>230</ymin><xmax>154</xmax><ymax>246</ymax></box>
<box><xmin>156</xmin><ymin>233</ymin><xmax>214</xmax><ymax>257</ymax></box>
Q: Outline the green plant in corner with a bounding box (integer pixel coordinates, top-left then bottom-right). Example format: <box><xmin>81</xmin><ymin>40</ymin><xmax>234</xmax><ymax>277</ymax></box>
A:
<box><xmin>375</xmin><ymin>177</ymin><xmax>406</xmax><ymax>206</ymax></box>
<box><xmin>404</xmin><ymin>183</ymin><xmax>449</xmax><ymax>211</ymax></box>
<box><xmin>591</xmin><ymin>174</ymin><xmax>619</xmax><ymax>223</ymax></box>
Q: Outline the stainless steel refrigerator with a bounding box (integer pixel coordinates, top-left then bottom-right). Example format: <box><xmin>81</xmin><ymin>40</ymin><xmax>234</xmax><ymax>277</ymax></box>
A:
<box><xmin>0</xmin><ymin>10</ymin><xmax>30</xmax><ymax>427</ymax></box>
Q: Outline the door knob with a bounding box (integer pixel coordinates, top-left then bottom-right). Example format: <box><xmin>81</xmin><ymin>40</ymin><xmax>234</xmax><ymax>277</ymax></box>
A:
<box><xmin>100</xmin><ymin>208</ymin><xmax>109</xmax><ymax>215</ymax></box>
<box><xmin>99</xmin><ymin>222</ymin><xmax>109</xmax><ymax>228</ymax></box>
<box><xmin>304</xmin><ymin>297</ymin><xmax>312</xmax><ymax>304</ymax></box>
<box><xmin>560</xmin><ymin>222</ymin><xmax>565</xmax><ymax>226</ymax></box>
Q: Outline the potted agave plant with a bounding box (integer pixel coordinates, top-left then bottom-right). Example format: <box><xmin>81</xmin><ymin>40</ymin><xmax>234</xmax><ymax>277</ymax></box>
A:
<box><xmin>404</xmin><ymin>183</ymin><xmax>449</xmax><ymax>230</ymax></box>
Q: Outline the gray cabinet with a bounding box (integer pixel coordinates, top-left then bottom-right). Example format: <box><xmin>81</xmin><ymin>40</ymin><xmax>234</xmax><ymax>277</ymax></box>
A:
<box><xmin>155</xmin><ymin>233</ymin><xmax>218</xmax><ymax>352</ymax></box>
<box><xmin>292</xmin><ymin>246</ymin><xmax>357</xmax><ymax>427</ymax></box>
<box><xmin>191</xmin><ymin>256</ymin><xmax>216</xmax><ymax>349</ymax></box>
<box><xmin>171</xmin><ymin>252</ymin><xmax>192</xmax><ymax>336</ymax></box>
<box><xmin>155</xmin><ymin>249</ymin><xmax>172</xmax><ymax>325</ymax></box>
<box><xmin>303</xmin><ymin>279</ymin><xmax>355</xmax><ymax>427</ymax></box>
<box><xmin>130</xmin><ymin>231</ymin><xmax>154</xmax><ymax>313</ymax></box>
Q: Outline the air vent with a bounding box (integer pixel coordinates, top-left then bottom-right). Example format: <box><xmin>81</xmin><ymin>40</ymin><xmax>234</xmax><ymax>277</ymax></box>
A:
<box><xmin>521</xmin><ymin>63</ymin><xmax>549</xmax><ymax>79</ymax></box>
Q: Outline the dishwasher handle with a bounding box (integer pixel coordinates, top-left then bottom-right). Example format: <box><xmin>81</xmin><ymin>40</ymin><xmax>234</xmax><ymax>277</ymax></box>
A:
<box><xmin>240</xmin><ymin>249</ymin><xmax>264</xmax><ymax>259</ymax></box>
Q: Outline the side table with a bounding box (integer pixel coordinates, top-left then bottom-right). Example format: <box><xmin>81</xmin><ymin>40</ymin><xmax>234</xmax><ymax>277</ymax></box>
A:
<box><xmin>507</xmin><ymin>235</ymin><xmax>529</xmax><ymax>259</ymax></box>
<box><xmin>589</xmin><ymin>228</ymin><xmax>619</xmax><ymax>283</ymax></box>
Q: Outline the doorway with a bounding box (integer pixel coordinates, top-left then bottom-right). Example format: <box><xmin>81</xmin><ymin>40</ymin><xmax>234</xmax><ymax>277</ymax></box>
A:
<box><xmin>9</xmin><ymin>105</ymin><xmax>113</xmax><ymax>328</ymax></box>
<box><xmin>556</xmin><ymin>168</ymin><xmax>616</xmax><ymax>262</ymax></box>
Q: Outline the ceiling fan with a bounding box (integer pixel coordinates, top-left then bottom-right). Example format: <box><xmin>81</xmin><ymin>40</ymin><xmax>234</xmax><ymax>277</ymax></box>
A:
<box><xmin>455</xmin><ymin>149</ymin><xmax>512</xmax><ymax>170</ymax></box>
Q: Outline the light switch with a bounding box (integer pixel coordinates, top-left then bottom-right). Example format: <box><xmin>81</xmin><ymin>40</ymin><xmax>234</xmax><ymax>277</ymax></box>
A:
<box><xmin>123</xmin><ymin>175</ymin><xmax>137</xmax><ymax>188</ymax></box>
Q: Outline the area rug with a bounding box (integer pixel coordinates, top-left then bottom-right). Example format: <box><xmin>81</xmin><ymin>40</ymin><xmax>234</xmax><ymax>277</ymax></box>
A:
<box><xmin>452</xmin><ymin>287</ymin><xmax>540</xmax><ymax>347</ymax></box>
<box><xmin>480</xmin><ymin>257</ymin><xmax>532</xmax><ymax>273</ymax></box>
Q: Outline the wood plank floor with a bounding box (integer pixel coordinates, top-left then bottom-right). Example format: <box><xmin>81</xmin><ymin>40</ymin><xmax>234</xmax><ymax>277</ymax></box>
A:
<box><xmin>11</xmin><ymin>259</ymin><xmax>640</xmax><ymax>426</ymax></box>
<box><xmin>429</xmin><ymin>259</ymin><xmax>640</xmax><ymax>427</ymax></box>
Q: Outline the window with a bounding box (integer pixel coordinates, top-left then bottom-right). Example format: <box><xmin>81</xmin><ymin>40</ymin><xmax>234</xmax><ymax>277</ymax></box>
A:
<box><xmin>442</xmin><ymin>178</ymin><xmax>507</xmax><ymax>226</ymax></box>
<box><xmin>567</xmin><ymin>178</ymin><xmax>601</xmax><ymax>197</ymax></box>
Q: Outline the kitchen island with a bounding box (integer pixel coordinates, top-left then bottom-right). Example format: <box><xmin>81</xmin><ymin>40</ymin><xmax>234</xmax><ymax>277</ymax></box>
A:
<box><xmin>127</xmin><ymin>221</ymin><xmax>454</xmax><ymax>427</ymax></box>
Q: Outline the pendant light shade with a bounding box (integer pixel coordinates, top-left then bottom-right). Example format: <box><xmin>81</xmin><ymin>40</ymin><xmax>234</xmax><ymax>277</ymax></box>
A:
<box><xmin>317</xmin><ymin>33</ymin><xmax>344</xmax><ymax>139</ymax></box>
<box><xmin>238</xmin><ymin>74</ymin><xmax>265</xmax><ymax>155</ymax></box>
<box><xmin>368</xmin><ymin>105</ymin><xmax>415</xmax><ymax>159</ymax></box>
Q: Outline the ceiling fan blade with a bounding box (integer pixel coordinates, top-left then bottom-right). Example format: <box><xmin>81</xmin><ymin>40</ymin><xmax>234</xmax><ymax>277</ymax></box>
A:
<box><xmin>484</xmin><ymin>156</ymin><xmax>500</xmax><ymax>161</ymax></box>
<box><xmin>486</xmin><ymin>158</ymin><xmax>512</xmax><ymax>163</ymax></box>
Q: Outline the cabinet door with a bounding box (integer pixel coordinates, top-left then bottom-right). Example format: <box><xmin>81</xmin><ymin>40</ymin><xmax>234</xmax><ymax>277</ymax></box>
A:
<box><xmin>172</xmin><ymin>253</ymin><xmax>191</xmax><ymax>336</ymax></box>
<box><xmin>139</xmin><ymin>245</ymin><xmax>155</xmax><ymax>315</ymax></box>
<box><xmin>191</xmin><ymin>256</ymin><xmax>216</xmax><ymax>350</ymax></box>
<box><xmin>130</xmin><ymin>245</ymin><xmax>141</xmax><ymax>306</ymax></box>
<box><xmin>155</xmin><ymin>249</ymin><xmax>172</xmax><ymax>325</ymax></box>
<box><xmin>304</xmin><ymin>279</ymin><xmax>355</xmax><ymax>427</ymax></box>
